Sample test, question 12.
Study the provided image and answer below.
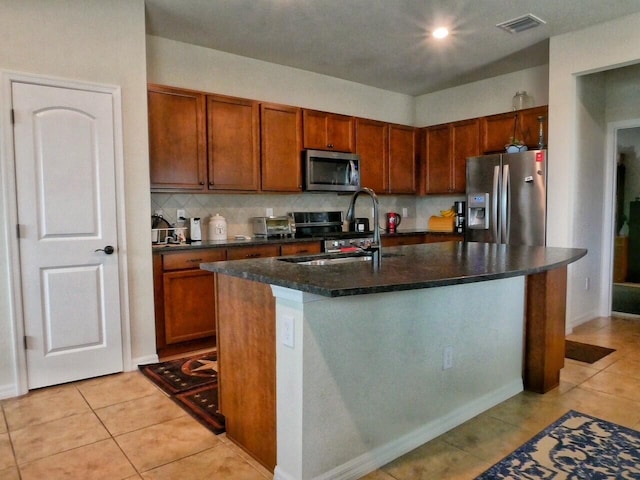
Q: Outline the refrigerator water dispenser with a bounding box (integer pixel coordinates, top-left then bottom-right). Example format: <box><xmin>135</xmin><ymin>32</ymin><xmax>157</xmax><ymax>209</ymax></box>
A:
<box><xmin>467</xmin><ymin>193</ymin><xmax>489</xmax><ymax>230</ymax></box>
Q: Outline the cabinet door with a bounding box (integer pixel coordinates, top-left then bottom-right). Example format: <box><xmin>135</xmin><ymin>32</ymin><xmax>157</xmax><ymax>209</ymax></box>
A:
<box><xmin>518</xmin><ymin>106</ymin><xmax>548</xmax><ymax>148</ymax></box>
<box><xmin>163</xmin><ymin>269</ymin><xmax>216</xmax><ymax>344</ymax></box>
<box><xmin>148</xmin><ymin>85</ymin><xmax>207</xmax><ymax>191</ymax></box>
<box><xmin>302</xmin><ymin>110</ymin><xmax>355</xmax><ymax>152</ymax></box>
<box><xmin>356</xmin><ymin>118</ymin><xmax>388</xmax><ymax>192</ymax></box>
<box><xmin>450</xmin><ymin>119</ymin><xmax>480</xmax><ymax>193</ymax></box>
<box><xmin>480</xmin><ymin>111</ymin><xmax>515</xmax><ymax>154</ymax></box>
<box><xmin>207</xmin><ymin>95</ymin><xmax>260</xmax><ymax>191</ymax></box>
<box><xmin>424</xmin><ymin>124</ymin><xmax>452</xmax><ymax>194</ymax></box>
<box><xmin>260</xmin><ymin>103</ymin><xmax>303</xmax><ymax>192</ymax></box>
<box><xmin>481</xmin><ymin>106</ymin><xmax>548</xmax><ymax>153</ymax></box>
<box><xmin>388</xmin><ymin>124</ymin><xmax>416</xmax><ymax>194</ymax></box>
<box><xmin>381</xmin><ymin>234</ymin><xmax>425</xmax><ymax>247</ymax></box>
<box><xmin>226</xmin><ymin>244</ymin><xmax>280</xmax><ymax>260</ymax></box>
<box><xmin>328</xmin><ymin>113</ymin><xmax>355</xmax><ymax>152</ymax></box>
<box><xmin>280</xmin><ymin>242</ymin><xmax>322</xmax><ymax>256</ymax></box>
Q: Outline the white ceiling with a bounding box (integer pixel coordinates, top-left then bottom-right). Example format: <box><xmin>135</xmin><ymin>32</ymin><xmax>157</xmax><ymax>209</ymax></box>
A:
<box><xmin>144</xmin><ymin>0</ymin><xmax>640</xmax><ymax>96</ymax></box>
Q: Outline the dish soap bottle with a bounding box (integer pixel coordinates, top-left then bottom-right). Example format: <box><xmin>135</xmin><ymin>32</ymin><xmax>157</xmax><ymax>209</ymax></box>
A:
<box><xmin>209</xmin><ymin>214</ymin><xmax>227</xmax><ymax>240</ymax></box>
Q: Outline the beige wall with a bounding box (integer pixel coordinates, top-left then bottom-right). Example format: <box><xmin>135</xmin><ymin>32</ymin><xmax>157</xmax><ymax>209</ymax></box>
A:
<box><xmin>414</xmin><ymin>64</ymin><xmax>550</xmax><ymax>126</ymax></box>
<box><xmin>549</xmin><ymin>12</ymin><xmax>640</xmax><ymax>327</ymax></box>
<box><xmin>0</xmin><ymin>0</ymin><xmax>155</xmax><ymax>395</ymax></box>
<box><xmin>147</xmin><ymin>36</ymin><xmax>415</xmax><ymax>125</ymax></box>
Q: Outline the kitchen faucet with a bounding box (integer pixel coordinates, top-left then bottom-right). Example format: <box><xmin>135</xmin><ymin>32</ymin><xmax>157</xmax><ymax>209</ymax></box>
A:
<box><xmin>345</xmin><ymin>187</ymin><xmax>381</xmax><ymax>270</ymax></box>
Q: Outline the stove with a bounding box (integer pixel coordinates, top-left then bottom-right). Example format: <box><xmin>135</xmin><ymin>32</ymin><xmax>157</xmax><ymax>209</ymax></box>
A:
<box><xmin>290</xmin><ymin>211</ymin><xmax>374</xmax><ymax>253</ymax></box>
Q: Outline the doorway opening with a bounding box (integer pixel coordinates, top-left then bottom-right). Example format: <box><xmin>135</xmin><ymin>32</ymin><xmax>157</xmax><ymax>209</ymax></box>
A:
<box><xmin>612</xmin><ymin>126</ymin><xmax>640</xmax><ymax>315</ymax></box>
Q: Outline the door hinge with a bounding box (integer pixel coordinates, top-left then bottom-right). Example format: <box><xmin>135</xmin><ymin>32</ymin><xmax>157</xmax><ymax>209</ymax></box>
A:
<box><xmin>23</xmin><ymin>335</ymin><xmax>28</xmax><ymax>350</ymax></box>
<box><xmin>16</xmin><ymin>224</ymin><xmax>21</xmax><ymax>239</ymax></box>
<box><xmin>10</xmin><ymin>109</ymin><xmax>15</xmax><ymax>125</ymax></box>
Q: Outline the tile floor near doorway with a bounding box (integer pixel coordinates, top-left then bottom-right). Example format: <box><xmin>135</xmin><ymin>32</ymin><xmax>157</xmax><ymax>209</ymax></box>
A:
<box><xmin>1</xmin><ymin>315</ymin><xmax>640</xmax><ymax>479</ymax></box>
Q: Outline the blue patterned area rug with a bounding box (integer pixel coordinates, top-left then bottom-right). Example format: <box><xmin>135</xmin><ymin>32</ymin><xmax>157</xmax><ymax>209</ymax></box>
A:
<box><xmin>476</xmin><ymin>410</ymin><xmax>640</xmax><ymax>479</ymax></box>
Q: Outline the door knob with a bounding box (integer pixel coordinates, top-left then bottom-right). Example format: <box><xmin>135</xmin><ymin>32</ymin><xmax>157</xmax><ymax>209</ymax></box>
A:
<box><xmin>95</xmin><ymin>245</ymin><xmax>115</xmax><ymax>254</ymax></box>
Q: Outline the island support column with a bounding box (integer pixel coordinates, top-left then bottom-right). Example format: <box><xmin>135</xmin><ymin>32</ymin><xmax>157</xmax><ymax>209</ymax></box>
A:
<box><xmin>524</xmin><ymin>266</ymin><xmax>568</xmax><ymax>393</ymax></box>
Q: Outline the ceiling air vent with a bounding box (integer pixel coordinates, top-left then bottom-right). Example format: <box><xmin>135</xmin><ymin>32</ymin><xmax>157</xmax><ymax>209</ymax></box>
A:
<box><xmin>496</xmin><ymin>14</ymin><xmax>546</xmax><ymax>34</ymax></box>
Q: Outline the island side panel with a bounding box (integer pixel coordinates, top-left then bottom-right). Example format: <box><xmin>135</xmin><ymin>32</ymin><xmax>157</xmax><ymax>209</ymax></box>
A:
<box><xmin>215</xmin><ymin>273</ymin><xmax>276</xmax><ymax>471</ymax></box>
<box><xmin>524</xmin><ymin>266</ymin><xmax>568</xmax><ymax>393</ymax></box>
<box><xmin>274</xmin><ymin>277</ymin><xmax>526</xmax><ymax>480</ymax></box>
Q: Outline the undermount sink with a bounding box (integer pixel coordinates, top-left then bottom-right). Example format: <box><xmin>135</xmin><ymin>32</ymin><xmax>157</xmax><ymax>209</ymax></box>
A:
<box><xmin>280</xmin><ymin>255</ymin><xmax>372</xmax><ymax>266</ymax></box>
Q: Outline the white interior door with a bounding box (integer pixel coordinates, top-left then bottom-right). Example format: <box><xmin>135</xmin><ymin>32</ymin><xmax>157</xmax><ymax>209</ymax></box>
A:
<box><xmin>12</xmin><ymin>81</ymin><xmax>123</xmax><ymax>389</ymax></box>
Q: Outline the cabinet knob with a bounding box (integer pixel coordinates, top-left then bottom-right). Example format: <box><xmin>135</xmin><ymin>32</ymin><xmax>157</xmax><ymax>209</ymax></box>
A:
<box><xmin>327</xmin><ymin>143</ymin><xmax>334</xmax><ymax>149</ymax></box>
<box><xmin>199</xmin><ymin>181</ymin><xmax>204</xmax><ymax>185</ymax></box>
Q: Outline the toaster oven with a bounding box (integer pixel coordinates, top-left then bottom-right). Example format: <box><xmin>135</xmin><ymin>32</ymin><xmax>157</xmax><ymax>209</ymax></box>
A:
<box><xmin>251</xmin><ymin>215</ymin><xmax>295</xmax><ymax>238</ymax></box>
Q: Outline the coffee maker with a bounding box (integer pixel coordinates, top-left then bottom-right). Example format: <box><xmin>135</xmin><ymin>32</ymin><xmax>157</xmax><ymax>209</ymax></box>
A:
<box><xmin>454</xmin><ymin>201</ymin><xmax>465</xmax><ymax>234</ymax></box>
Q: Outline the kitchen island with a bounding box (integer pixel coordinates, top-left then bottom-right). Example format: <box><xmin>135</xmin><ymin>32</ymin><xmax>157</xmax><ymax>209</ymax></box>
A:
<box><xmin>202</xmin><ymin>241</ymin><xmax>586</xmax><ymax>479</ymax></box>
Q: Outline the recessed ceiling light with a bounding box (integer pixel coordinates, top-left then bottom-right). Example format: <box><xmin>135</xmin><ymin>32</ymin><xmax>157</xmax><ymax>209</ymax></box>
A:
<box><xmin>432</xmin><ymin>27</ymin><xmax>449</xmax><ymax>39</ymax></box>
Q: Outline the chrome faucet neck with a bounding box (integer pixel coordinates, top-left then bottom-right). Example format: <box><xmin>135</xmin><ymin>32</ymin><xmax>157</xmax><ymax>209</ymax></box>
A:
<box><xmin>346</xmin><ymin>187</ymin><xmax>381</xmax><ymax>270</ymax></box>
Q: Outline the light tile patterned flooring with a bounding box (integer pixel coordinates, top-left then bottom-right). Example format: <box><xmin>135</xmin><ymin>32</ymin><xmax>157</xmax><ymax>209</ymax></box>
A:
<box><xmin>1</xmin><ymin>315</ymin><xmax>639</xmax><ymax>479</ymax></box>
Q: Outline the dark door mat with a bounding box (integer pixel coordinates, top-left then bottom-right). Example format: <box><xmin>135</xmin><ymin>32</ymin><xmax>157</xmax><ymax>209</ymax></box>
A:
<box><xmin>139</xmin><ymin>353</ymin><xmax>218</xmax><ymax>394</ymax></box>
<box><xmin>139</xmin><ymin>353</ymin><xmax>225</xmax><ymax>435</ymax></box>
<box><xmin>175</xmin><ymin>384</ymin><xmax>226</xmax><ymax>434</ymax></box>
<box><xmin>565</xmin><ymin>340</ymin><xmax>615</xmax><ymax>364</ymax></box>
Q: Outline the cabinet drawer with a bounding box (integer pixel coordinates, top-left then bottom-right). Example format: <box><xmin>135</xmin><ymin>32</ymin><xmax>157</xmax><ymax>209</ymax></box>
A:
<box><xmin>425</xmin><ymin>234</ymin><xmax>464</xmax><ymax>243</ymax></box>
<box><xmin>280</xmin><ymin>242</ymin><xmax>322</xmax><ymax>256</ymax></box>
<box><xmin>382</xmin><ymin>235</ymin><xmax>425</xmax><ymax>247</ymax></box>
<box><xmin>163</xmin><ymin>249</ymin><xmax>227</xmax><ymax>271</ymax></box>
<box><xmin>227</xmin><ymin>245</ymin><xmax>280</xmax><ymax>260</ymax></box>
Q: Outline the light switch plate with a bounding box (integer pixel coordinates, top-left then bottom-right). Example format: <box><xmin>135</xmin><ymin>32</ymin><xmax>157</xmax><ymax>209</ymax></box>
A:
<box><xmin>281</xmin><ymin>315</ymin><xmax>295</xmax><ymax>348</ymax></box>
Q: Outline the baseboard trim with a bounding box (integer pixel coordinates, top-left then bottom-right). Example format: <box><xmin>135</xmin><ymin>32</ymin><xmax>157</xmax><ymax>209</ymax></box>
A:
<box><xmin>0</xmin><ymin>383</ymin><xmax>20</xmax><ymax>400</ymax></box>
<box><xmin>274</xmin><ymin>379</ymin><xmax>523</xmax><ymax>480</ymax></box>
<box><xmin>132</xmin><ymin>354</ymin><xmax>159</xmax><ymax>368</ymax></box>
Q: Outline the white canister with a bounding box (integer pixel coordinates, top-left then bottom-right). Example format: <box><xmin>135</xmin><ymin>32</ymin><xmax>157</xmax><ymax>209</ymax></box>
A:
<box><xmin>209</xmin><ymin>214</ymin><xmax>227</xmax><ymax>240</ymax></box>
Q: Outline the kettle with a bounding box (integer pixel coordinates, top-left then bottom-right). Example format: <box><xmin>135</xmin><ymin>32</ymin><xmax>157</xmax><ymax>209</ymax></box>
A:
<box><xmin>385</xmin><ymin>212</ymin><xmax>402</xmax><ymax>233</ymax></box>
<box><xmin>209</xmin><ymin>214</ymin><xmax>228</xmax><ymax>240</ymax></box>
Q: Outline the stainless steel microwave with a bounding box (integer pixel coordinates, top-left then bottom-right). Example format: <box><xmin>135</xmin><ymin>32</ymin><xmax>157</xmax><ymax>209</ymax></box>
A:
<box><xmin>303</xmin><ymin>149</ymin><xmax>361</xmax><ymax>192</ymax></box>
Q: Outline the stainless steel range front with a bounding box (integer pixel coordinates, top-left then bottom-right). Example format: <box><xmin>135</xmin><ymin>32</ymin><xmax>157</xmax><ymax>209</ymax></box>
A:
<box><xmin>289</xmin><ymin>211</ymin><xmax>374</xmax><ymax>253</ymax></box>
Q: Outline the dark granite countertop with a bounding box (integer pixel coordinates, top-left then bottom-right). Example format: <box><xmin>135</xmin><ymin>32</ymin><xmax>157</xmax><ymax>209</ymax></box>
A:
<box><xmin>201</xmin><ymin>242</ymin><xmax>587</xmax><ymax>297</ymax></box>
<box><xmin>151</xmin><ymin>230</ymin><xmax>459</xmax><ymax>253</ymax></box>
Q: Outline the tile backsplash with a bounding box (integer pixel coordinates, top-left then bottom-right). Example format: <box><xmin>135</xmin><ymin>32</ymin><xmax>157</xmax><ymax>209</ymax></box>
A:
<box><xmin>151</xmin><ymin>192</ymin><xmax>463</xmax><ymax>239</ymax></box>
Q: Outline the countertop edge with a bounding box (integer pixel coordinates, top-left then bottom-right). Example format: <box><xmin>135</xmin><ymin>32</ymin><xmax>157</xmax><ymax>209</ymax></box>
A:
<box><xmin>201</xmin><ymin>243</ymin><xmax>587</xmax><ymax>297</ymax></box>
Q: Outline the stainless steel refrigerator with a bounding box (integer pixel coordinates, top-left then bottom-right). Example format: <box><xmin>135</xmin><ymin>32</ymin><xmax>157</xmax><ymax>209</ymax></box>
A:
<box><xmin>465</xmin><ymin>150</ymin><xmax>547</xmax><ymax>246</ymax></box>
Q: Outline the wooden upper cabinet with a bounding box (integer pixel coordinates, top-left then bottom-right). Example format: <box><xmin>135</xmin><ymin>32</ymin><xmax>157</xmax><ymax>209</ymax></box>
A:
<box><xmin>148</xmin><ymin>84</ymin><xmax>207</xmax><ymax>191</ymax></box>
<box><xmin>356</xmin><ymin>118</ymin><xmax>388</xmax><ymax>192</ymax></box>
<box><xmin>451</xmin><ymin>119</ymin><xmax>480</xmax><ymax>193</ymax></box>
<box><xmin>302</xmin><ymin>109</ymin><xmax>355</xmax><ymax>152</ymax></box>
<box><xmin>423</xmin><ymin>119</ymin><xmax>480</xmax><ymax>194</ymax></box>
<box><xmin>260</xmin><ymin>103</ymin><xmax>303</xmax><ymax>192</ymax></box>
<box><xmin>423</xmin><ymin>124</ymin><xmax>452</xmax><ymax>194</ymax></box>
<box><xmin>207</xmin><ymin>94</ymin><xmax>260</xmax><ymax>191</ymax></box>
<box><xmin>388</xmin><ymin>124</ymin><xmax>416</xmax><ymax>194</ymax></box>
<box><xmin>481</xmin><ymin>105</ymin><xmax>548</xmax><ymax>154</ymax></box>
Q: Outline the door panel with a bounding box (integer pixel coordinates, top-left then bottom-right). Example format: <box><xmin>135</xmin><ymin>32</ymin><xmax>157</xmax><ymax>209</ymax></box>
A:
<box><xmin>13</xmin><ymin>81</ymin><xmax>123</xmax><ymax>389</ymax></box>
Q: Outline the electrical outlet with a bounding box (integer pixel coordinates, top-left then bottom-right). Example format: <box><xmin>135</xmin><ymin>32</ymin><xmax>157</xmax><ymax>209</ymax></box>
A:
<box><xmin>266</xmin><ymin>208</ymin><xmax>274</xmax><ymax>217</ymax></box>
<box><xmin>177</xmin><ymin>209</ymin><xmax>186</xmax><ymax>220</ymax></box>
<box><xmin>443</xmin><ymin>345</ymin><xmax>453</xmax><ymax>370</ymax></box>
<box><xmin>154</xmin><ymin>209</ymin><xmax>164</xmax><ymax>217</ymax></box>
<box><xmin>281</xmin><ymin>315</ymin><xmax>295</xmax><ymax>348</ymax></box>
<box><xmin>402</xmin><ymin>207</ymin><xmax>408</xmax><ymax>217</ymax></box>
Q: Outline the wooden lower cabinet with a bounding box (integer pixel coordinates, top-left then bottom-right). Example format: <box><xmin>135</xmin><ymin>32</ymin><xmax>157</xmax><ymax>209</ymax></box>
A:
<box><xmin>154</xmin><ymin>249</ymin><xmax>226</xmax><ymax>358</ymax></box>
<box><xmin>382</xmin><ymin>233</ymin><xmax>463</xmax><ymax>247</ymax></box>
<box><xmin>280</xmin><ymin>242</ymin><xmax>322</xmax><ymax>256</ymax></box>
<box><xmin>227</xmin><ymin>244</ymin><xmax>280</xmax><ymax>260</ymax></box>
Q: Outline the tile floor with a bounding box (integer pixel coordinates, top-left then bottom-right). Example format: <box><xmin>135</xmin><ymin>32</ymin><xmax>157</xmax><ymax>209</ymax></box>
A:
<box><xmin>1</xmin><ymin>315</ymin><xmax>639</xmax><ymax>479</ymax></box>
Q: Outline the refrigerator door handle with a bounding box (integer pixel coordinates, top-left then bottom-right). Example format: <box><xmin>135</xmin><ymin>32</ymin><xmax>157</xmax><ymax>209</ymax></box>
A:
<box><xmin>492</xmin><ymin>165</ymin><xmax>500</xmax><ymax>242</ymax></box>
<box><xmin>501</xmin><ymin>164</ymin><xmax>510</xmax><ymax>244</ymax></box>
